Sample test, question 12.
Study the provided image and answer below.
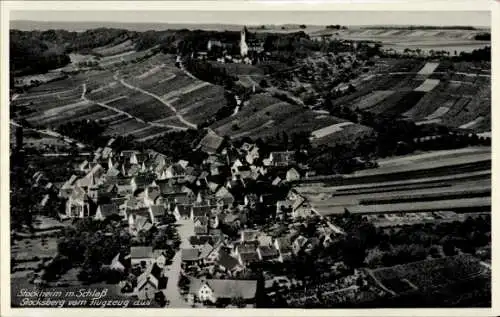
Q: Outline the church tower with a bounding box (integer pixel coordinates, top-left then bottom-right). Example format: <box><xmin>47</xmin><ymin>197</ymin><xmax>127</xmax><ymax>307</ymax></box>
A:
<box><xmin>240</xmin><ymin>26</ymin><xmax>249</xmax><ymax>57</ymax></box>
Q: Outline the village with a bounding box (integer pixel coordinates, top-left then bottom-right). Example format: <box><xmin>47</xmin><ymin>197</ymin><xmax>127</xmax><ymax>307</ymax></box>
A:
<box><xmin>19</xmin><ymin>126</ymin><xmax>369</xmax><ymax>308</ymax></box>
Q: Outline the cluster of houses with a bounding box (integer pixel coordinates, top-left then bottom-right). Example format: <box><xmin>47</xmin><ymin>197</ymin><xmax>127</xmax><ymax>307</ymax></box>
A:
<box><xmin>51</xmin><ymin>129</ymin><xmax>332</xmax><ymax>306</ymax></box>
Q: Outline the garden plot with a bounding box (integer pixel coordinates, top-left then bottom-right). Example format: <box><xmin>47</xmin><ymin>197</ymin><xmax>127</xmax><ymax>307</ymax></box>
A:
<box><xmin>370</xmin><ymin>255</ymin><xmax>488</xmax><ymax>295</ymax></box>
<box><xmin>93</xmin><ymin>39</ymin><xmax>136</xmax><ymax>56</ymax></box>
<box><xmin>267</xmin><ymin>111</ymin><xmax>347</xmax><ymax>137</ymax></box>
<box><xmin>162</xmin><ymin>81</ymin><xmax>211</xmax><ymax>102</ymax></box>
<box><xmin>311</xmin><ymin>124</ymin><xmax>373</xmax><ymax>146</ymax></box>
<box><xmin>459</xmin><ymin>116</ymin><xmax>484</xmax><ymax>129</ymax></box>
<box><xmin>351</xmin><ymin>90</ymin><xmax>395</xmax><ymax>110</ymax></box>
<box><xmin>310</xmin><ymin>122</ymin><xmax>354</xmax><ymax>139</ymax></box>
<box><xmin>105</xmin><ymin>92</ymin><xmax>175</xmax><ymax>122</ymax></box>
<box><xmin>417</xmin><ymin>62</ymin><xmax>440</xmax><ymax>75</ymax></box>
<box><xmin>18</xmin><ymin>95</ymin><xmax>83</xmax><ymax>113</ymax></box>
<box><xmin>211</xmin><ymin>94</ymin><xmax>283</xmax><ymax>129</ymax></box>
<box><xmin>134</xmin><ymin>127</ymin><xmax>173</xmax><ymax>142</ymax></box>
<box><xmin>136</xmin><ymin>64</ymin><xmax>166</xmax><ymax>79</ymax></box>
<box><xmin>414</xmin><ymin>79</ymin><xmax>440</xmax><ymax>92</ymax></box>
<box><xmin>67</xmin><ymin>107</ymin><xmax>118</xmax><ymax>123</ymax></box>
<box><xmin>415</xmin><ymin>119</ymin><xmax>442</xmax><ymax>126</ymax></box>
<box><xmin>29</xmin><ymin>104</ymin><xmax>105</xmax><ymax>127</ymax></box>
<box><xmin>97</xmin><ymin>113</ymin><xmax>128</xmax><ymax>125</ymax></box>
<box><xmin>86</xmin><ymin>83</ymin><xmax>129</xmax><ymax>102</ymax></box>
<box><xmin>144</xmin><ymin>76</ymin><xmax>195</xmax><ymax>97</ymax></box>
<box><xmin>152</xmin><ymin>116</ymin><xmax>187</xmax><ymax>128</ymax></box>
<box><xmin>103</xmin><ymin>118</ymin><xmax>150</xmax><ymax>136</ymax></box>
<box><xmin>174</xmin><ymin>85</ymin><xmax>225</xmax><ymax>113</ymax></box>
<box><xmin>424</xmin><ymin>106</ymin><xmax>450</xmax><ymax>120</ymax></box>
<box><xmin>216</xmin><ymin>101</ymin><xmax>303</xmax><ymax>137</ymax></box>
<box><xmin>442</xmin><ymin>96</ymin><xmax>490</xmax><ymax>131</ymax></box>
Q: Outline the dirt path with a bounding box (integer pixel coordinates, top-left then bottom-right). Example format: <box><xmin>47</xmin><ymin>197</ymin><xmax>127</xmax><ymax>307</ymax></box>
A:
<box><xmin>114</xmin><ymin>74</ymin><xmax>197</xmax><ymax>129</ymax></box>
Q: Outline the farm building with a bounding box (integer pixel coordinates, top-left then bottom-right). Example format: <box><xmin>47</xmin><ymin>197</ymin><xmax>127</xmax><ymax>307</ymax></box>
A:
<box><xmin>188</xmin><ymin>277</ymin><xmax>258</xmax><ymax>304</ymax></box>
<box><xmin>198</xmin><ymin>131</ymin><xmax>225</xmax><ymax>154</ymax></box>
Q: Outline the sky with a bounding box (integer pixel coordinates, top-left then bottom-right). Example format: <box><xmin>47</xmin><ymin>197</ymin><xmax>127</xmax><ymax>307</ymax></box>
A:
<box><xmin>10</xmin><ymin>10</ymin><xmax>491</xmax><ymax>27</ymax></box>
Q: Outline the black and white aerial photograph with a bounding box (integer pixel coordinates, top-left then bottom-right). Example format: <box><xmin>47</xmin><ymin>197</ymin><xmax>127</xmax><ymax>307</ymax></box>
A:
<box><xmin>5</xmin><ymin>5</ymin><xmax>493</xmax><ymax>311</ymax></box>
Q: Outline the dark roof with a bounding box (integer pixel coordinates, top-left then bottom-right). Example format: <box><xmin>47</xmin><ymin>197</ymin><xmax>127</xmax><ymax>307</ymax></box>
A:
<box><xmin>241</xmin><ymin>229</ymin><xmax>260</xmax><ymax>241</ymax></box>
<box><xmin>134</xmin><ymin>174</ymin><xmax>155</xmax><ymax>188</ymax></box>
<box><xmin>190</xmin><ymin>235</ymin><xmax>214</xmax><ymax>246</ymax></box>
<box><xmin>158</xmin><ymin>181</ymin><xmax>182</xmax><ymax>195</ymax></box>
<box><xmin>174</xmin><ymin>194</ymin><xmax>194</xmax><ymax>205</ymax></box>
<box><xmin>176</xmin><ymin>204</ymin><xmax>192</xmax><ymax>217</ymax></box>
<box><xmin>190</xmin><ymin>278</ymin><xmax>257</xmax><ymax>300</ymax></box>
<box><xmin>217</xmin><ymin>249</ymin><xmax>240</xmax><ymax>271</ymax></box>
<box><xmin>150</xmin><ymin>205</ymin><xmax>165</xmax><ymax>218</ymax></box>
<box><xmin>258</xmin><ymin>246</ymin><xmax>279</xmax><ymax>258</ymax></box>
<box><xmin>98</xmin><ymin>203</ymin><xmax>120</xmax><ymax>217</ymax></box>
<box><xmin>181</xmin><ymin>248</ymin><xmax>200</xmax><ymax>261</ymax></box>
<box><xmin>170</xmin><ymin>163</ymin><xmax>186</xmax><ymax>176</ymax></box>
<box><xmin>192</xmin><ymin>205</ymin><xmax>211</xmax><ymax>218</ymax></box>
<box><xmin>237</xmin><ymin>242</ymin><xmax>258</xmax><ymax>255</ymax></box>
<box><xmin>116</xmin><ymin>177</ymin><xmax>133</xmax><ymax>186</ymax></box>
<box><xmin>239</xmin><ymin>252</ymin><xmax>259</xmax><ymax>265</ymax></box>
<box><xmin>130</xmin><ymin>246</ymin><xmax>153</xmax><ymax>259</ymax></box>
<box><xmin>198</xmin><ymin>131</ymin><xmax>224</xmax><ymax>154</ymax></box>
<box><xmin>271</xmin><ymin>151</ymin><xmax>296</xmax><ymax>166</ymax></box>
<box><xmin>194</xmin><ymin>216</ymin><xmax>209</xmax><ymax>227</ymax></box>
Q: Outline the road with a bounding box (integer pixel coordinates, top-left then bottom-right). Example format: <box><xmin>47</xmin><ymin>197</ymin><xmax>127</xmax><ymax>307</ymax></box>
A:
<box><xmin>164</xmin><ymin>219</ymin><xmax>194</xmax><ymax>307</ymax></box>
<box><xmin>114</xmin><ymin>73</ymin><xmax>197</xmax><ymax>130</ymax></box>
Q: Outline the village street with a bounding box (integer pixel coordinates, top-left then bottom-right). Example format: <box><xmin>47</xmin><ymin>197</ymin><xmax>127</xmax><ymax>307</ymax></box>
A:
<box><xmin>163</xmin><ymin>219</ymin><xmax>194</xmax><ymax>307</ymax></box>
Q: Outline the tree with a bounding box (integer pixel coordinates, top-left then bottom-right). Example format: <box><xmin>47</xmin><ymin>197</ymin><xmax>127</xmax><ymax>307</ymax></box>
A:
<box><xmin>230</xmin><ymin>296</ymin><xmax>247</xmax><ymax>308</ymax></box>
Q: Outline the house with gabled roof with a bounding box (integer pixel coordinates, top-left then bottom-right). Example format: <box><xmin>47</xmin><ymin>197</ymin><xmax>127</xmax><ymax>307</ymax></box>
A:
<box><xmin>238</xmin><ymin>251</ymin><xmax>260</xmax><ymax>267</ymax></box>
<box><xmin>194</xmin><ymin>216</ymin><xmax>209</xmax><ymax>235</ymax></box>
<box><xmin>94</xmin><ymin>203</ymin><xmax>120</xmax><ymax>221</ymax></box>
<box><xmin>65</xmin><ymin>186</ymin><xmax>91</xmax><ymax>218</ymax></box>
<box><xmin>197</xmin><ymin>130</ymin><xmax>225</xmax><ymax>154</ymax></box>
<box><xmin>216</xmin><ymin>248</ymin><xmax>242</xmax><ymax>274</ymax></box>
<box><xmin>127</xmin><ymin>207</ymin><xmax>154</xmax><ymax>234</ymax></box>
<box><xmin>101</xmin><ymin>147</ymin><xmax>113</xmax><ymax>159</ymax></box>
<box><xmin>174</xmin><ymin>204</ymin><xmax>193</xmax><ymax>221</ymax></box>
<box><xmin>159</xmin><ymin>163</ymin><xmax>186</xmax><ymax>180</ymax></box>
<box><xmin>286</xmin><ymin>167</ymin><xmax>301</xmax><ymax>182</ymax></box>
<box><xmin>240</xmin><ymin>229</ymin><xmax>260</xmax><ymax>242</ymax></box>
<box><xmin>108</xmin><ymin>253</ymin><xmax>127</xmax><ymax>272</ymax></box>
<box><xmin>135</xmin><ymin>263</ymin><xmax>167</xmax><ymax>300</ymax></box>
<box><xmin>188</xmin><ymin>277</ymin><xmax>257</xmax><ymax>305</ymax></box>
<box><xmin>130</xmin><ymin>246</ymin><xmax>154</xmax><ymax>267</ymax></box>
<box><xmin>274</xmin><ymin>237</ymin><xmax>293</xmax><ymax>262</ymax></box>
<box><xmin>190</xmin><ymin>205</ymin><xmax>212</xmax><ymax>220</ymax></box>
<box><xmin>215</xmin><ymin>186</ymin><xmax>235</xmax><ymax>207</ymax></box>
<box><xmin>292</xmin><ymin>235</ymin><xmax>309</xmax><ymax>255</ymax></box>
<box><xmin>150</xmin><ymin>205</ymin><xmax>166</xmax><ymax>224</ymax></box>
<box><xmin>59</xmin><ymin>174</ymin><xmax>78</xmax><ymax>198</ymax></box>
<box><xmin>264</xmin><ymin>151</ymin><xmax>296</xmax><ymax>167</ymax></box>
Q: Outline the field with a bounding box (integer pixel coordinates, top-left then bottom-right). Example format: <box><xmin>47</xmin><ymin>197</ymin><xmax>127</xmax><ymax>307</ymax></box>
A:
<box><xmin>296</xmin><ymin>147</ymin><xmax>490</xmax><ymax>216</ymax></box>
<box><xmin>369</xmin><ymin>254</ymin><xmax>490</xmax><ymax>302</ymax></box>
<box><xmin>12</xmin><ymin>36</ymin><xmax>491</xmax><ymax>144</ymax></box>
<box><xmin>93</xmin><ymin>39</ymin><xmax>136</xmax><ymax>56</ymax></box>
<box><xmin>338</xmin><ymin>58</ymin><xmax>490</xmax><ymax>132</ymax></box>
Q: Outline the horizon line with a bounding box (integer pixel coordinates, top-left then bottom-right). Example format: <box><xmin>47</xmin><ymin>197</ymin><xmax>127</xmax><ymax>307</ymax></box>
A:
<box><xmin>10</xmin><ymin>19</ymin><xmax>491</xmax><ymax>29</ymax></box>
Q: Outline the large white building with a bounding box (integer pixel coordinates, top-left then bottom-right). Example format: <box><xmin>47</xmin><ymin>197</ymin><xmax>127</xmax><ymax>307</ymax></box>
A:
<box><xmin>240</xmin><ymin>27</ymin><xmax>249</xmax><ymax>57</ymax></box>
